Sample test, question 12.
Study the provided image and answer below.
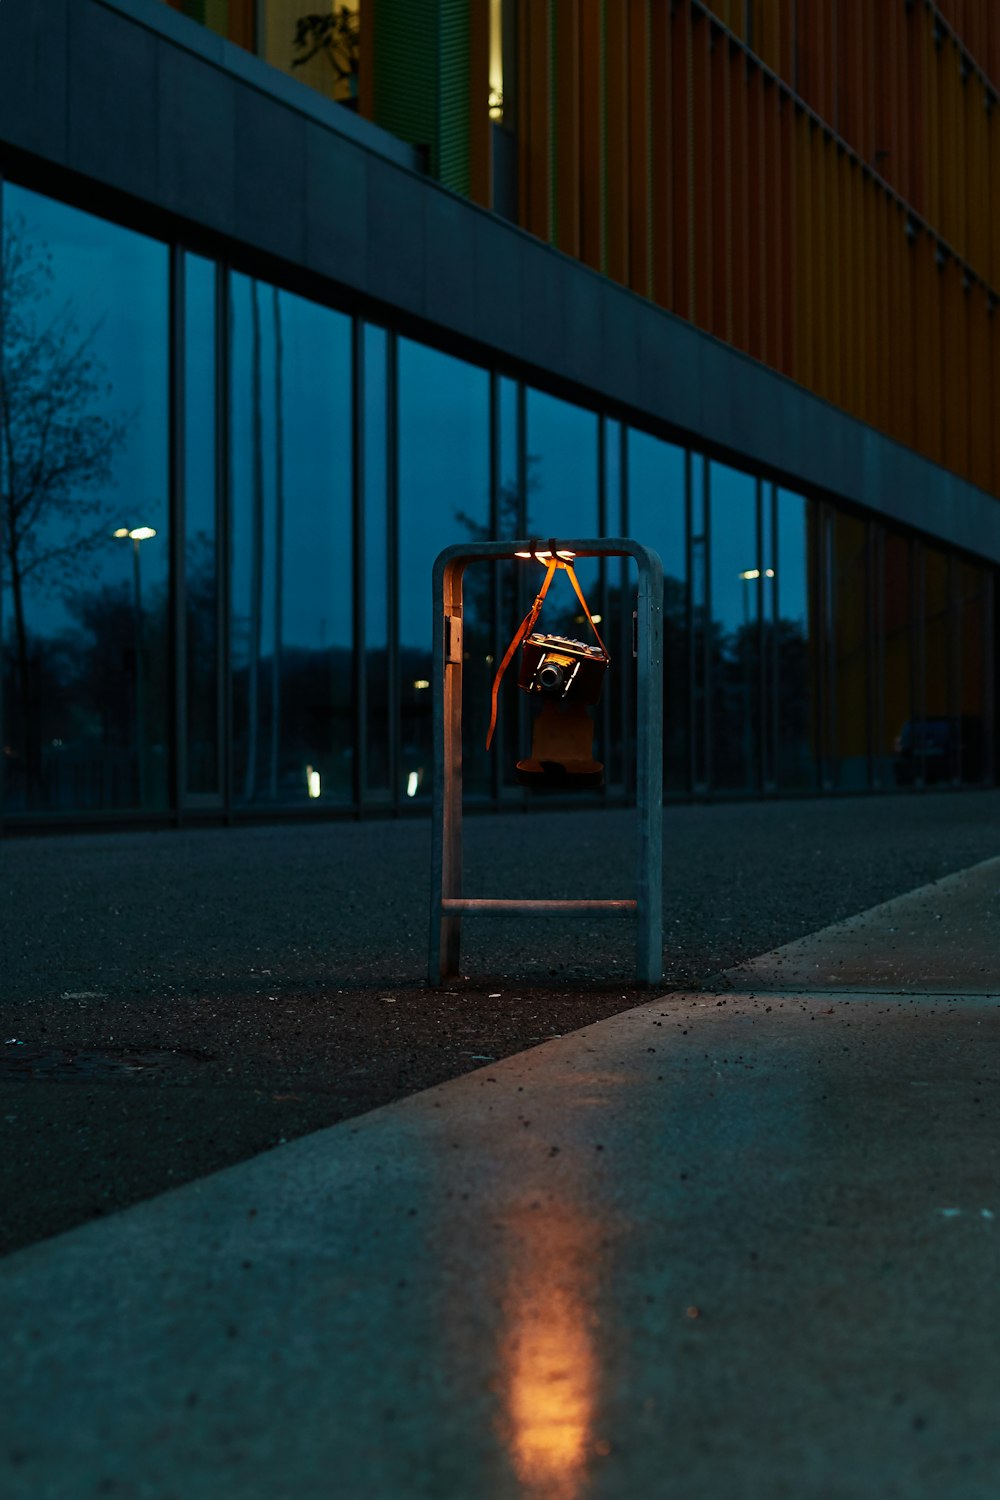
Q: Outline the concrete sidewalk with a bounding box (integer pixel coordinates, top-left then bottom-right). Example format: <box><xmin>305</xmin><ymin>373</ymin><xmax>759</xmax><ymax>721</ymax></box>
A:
<box><xmin>2</xmin><ymin>857</ymin><xmax>998</xmax><ymax>1498</ymax></box>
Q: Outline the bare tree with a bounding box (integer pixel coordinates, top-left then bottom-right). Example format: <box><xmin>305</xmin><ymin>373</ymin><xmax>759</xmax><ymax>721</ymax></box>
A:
<box><xmin>1</xmin><ymin>214</ymin><xmax>128</xmax><ymax>789</ymax></box>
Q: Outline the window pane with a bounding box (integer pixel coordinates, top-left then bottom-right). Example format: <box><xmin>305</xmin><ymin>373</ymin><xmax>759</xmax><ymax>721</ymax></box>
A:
<box><xmin>709</xmin><ymin>462</ymin><xmax>759</xmax><ymax>792</ymax></box>
<box><xmin>774</xmin><ymin>489</ymin><xmax>818</xmax><ymax>790</ymax></box>
<box><xmin>691</xmin><ymin>453</ymin><xmax>708</xmax><ymax>789</ymax></box>
<box><xmin>230</xmin><ymin>276</ymin><xmax>353</xmax><ymax>807</ymax></box>
<box><xmin>363</xmin><ymin>325</ymin><xmax>390</xmax><ymax>797</ymax></box>
<box><xmin>880</xmin><ymin>529</ymin><xmax>911</xmax><ymax>788</ymax></box>
<box><xmin>957</xmin><ymin>560</ymin><xmax>988</xmax><ymax>784</ymax></box>
<box><xmin>524</xmin><ymin>388</ymin><xmax>600</xmax><ymax>617</ymax></box>
<box><xmin>2</xmin><ymin>186</ymin><xmax>169</xmax><ymax>814</ymax></box>
<box><xmin>398</xmin><ymin>339</ymin><xmax>490</xmax><ymax>802</ymax></box>
<box><xmin>184</xmin><ymin>254</ymin><xmax>220</xmax><ymax>797</ymax></box>
<box><xmin>627</xmin><ymin>429</ymin><xmax>687</xmax><ymax>793</ymax></box>
<box><xmin>496</xmin><ymin>376</ymin><xmax>522</xmax><ymax>792</ymax></box>
<box><xmin>830</xmin><ymin>513</ymin><xmax>870</xmax><ymax>789</ymax></box>
<box><xmin>921</xmin><ymin>546</ymin><xmax>954</xmax><ymax>785</ymax></box>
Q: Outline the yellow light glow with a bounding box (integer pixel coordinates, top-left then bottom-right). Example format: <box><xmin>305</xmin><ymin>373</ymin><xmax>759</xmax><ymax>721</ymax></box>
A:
<box><xmin>306</xmin><ymin>766</ymin><xmax>321</xmax><ymax>799</ymax></box>
<box><xmin>406</xmin><ymin>770</ymin><xmax>420</xmax><ymax>798</ymax></box>
<box><xmin>113</xmin><ymin>528</ymin><xmax>130</xmax><ymax>538</ymax></box>
<box><xmin>489</xmin><ymin>0</ymin><xmax>504</xmax><ymax>121</ymax></box>
<box><xmin>515</xmin><ymin>550</ymin><xmax>533</xmax><ymax>559</ymax></box>
<box><xmin>413</xmin><ymin>679</ymin><xmax>430</xmax><ymax>691</ymax></box>
<box><xmin>738</xmin><ymin>568</ymin><xmax>760</xmax><ymax>580</ymax></box>
<box><xmin>497</xmin><ymin>1204</ymin><xmax>598</xmax><ymax>1500</ymax></box>
<box><xmin>556</xmin><ymin>550</ymin><xmax>576</xmax><ymax>561</ymax></box>
<box><xmin>129</xmin><ymin>526</ymin><xmax>157</xmax><ymax>541</ymax></box>
<box><xmin>590</xmin><ymin>613</ymin><xmax>602</xmax><ymax>624</ymax></box>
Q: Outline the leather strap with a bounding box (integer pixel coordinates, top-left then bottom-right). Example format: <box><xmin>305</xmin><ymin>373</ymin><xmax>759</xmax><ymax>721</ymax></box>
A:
<box><xmin>563</xmin><ymin>561</ymin><xmax>609</xmax><ymax>661</ymax></box>
<box><xmin>485</xmin><ymin>554</ymin><xmax>609</xmax><ymax>751</ymax></box>
<box><xmin>485</xmin><ymin>556</ymin><xmax>558</xmax><ymax>750</ymax></box>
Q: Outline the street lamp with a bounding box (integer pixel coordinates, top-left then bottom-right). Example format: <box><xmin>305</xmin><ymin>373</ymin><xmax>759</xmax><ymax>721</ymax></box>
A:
<box><xmin>113</xmin><ymin>525</ymin><xmax>157</xmax><ymax>806</ymax></box>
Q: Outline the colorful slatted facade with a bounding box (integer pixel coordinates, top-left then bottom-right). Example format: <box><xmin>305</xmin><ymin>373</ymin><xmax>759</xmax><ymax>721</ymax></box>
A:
<box><xmin>489</xmin><ymin>0</ymin><xmax>1000</xmax><ymax>500</ymax></box>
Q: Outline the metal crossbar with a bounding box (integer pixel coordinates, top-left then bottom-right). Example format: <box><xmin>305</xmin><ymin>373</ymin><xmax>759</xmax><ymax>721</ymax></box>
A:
<box><xmin>429</xmin><ymin>539</ymin><xmax>664</xmax><ymax>987</ymax></box>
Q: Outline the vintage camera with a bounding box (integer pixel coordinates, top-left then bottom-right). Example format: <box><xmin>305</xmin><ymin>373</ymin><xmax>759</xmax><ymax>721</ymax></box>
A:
<box><xmin>518</xmin><ymin>632</ymin><xmax>608</xmax><ymax>705</ymax></box>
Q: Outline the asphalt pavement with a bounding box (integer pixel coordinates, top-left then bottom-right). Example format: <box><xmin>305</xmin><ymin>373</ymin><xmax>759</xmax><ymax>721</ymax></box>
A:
<box><xmin>2</xmin><ymin>790</ymin><xmax>999</xmax><ymax>1257</ymax></box>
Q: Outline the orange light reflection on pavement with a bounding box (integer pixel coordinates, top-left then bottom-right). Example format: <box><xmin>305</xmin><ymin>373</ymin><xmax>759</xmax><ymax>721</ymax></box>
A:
<box><xmin>497</xmin><ymin>1206</ymin><xmax>601</xmax><ymax>1500</ymax></box>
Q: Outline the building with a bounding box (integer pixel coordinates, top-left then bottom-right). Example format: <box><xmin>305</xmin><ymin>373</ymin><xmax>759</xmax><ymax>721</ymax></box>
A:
<box><xmin>0</xmin><ymin>0</ymin><xmax>996</xmax><ymax>830</ymax></box>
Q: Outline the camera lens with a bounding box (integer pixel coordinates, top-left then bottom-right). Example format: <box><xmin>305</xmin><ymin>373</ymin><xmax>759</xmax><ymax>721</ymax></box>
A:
<box><xmin>537</xmin><ymin>661</ymin><xmax>565</xmax><ymax>693</ymax></box>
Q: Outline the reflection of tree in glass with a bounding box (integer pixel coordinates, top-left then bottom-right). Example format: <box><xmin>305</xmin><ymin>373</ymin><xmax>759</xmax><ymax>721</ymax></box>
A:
<box><xmin>292</xmin><ymin>5</ymin><xmax>360</xmax><ymax>102</ymax></box>
<box><xmin>1</xmin><ymin>215</ymin><xmax>128</xmax><ymax>791</ymax></box>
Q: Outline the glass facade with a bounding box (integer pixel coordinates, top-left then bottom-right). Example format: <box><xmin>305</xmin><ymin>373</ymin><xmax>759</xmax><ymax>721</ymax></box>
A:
<box><xmin>1</xmin><ymin>184</ymin><xmax>169</xmax><ymax>815</ymax></box>
<box><xmin>0</xmin><ymin>180</ymin><xmax>996</xmax><ymax>825</ymax></box>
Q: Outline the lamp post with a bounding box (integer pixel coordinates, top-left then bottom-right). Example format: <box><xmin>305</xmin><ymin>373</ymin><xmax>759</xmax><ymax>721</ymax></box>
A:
<box><xmin>737</xmin><ymin>569</ymin><xmax>774</xmax><ymax>782</ymax></box>
<box><xmin>114</xmin><ymin>526</ymin><xmax>157</xmax><ymax>807</ymax></box>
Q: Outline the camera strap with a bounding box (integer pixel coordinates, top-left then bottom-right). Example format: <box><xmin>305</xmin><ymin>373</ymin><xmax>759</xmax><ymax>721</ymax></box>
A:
<box><xmin>485</xmin><ymin>555</ymin><xmax>608</xmax><ymax>751</ymax></box>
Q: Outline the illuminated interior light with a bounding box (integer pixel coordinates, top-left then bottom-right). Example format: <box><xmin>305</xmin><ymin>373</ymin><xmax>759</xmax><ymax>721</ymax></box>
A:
<box><xmin>485</xmin><ymin>654</ymin><xmax>494</xmax><ymax>664</ymax></box>
<box><xmin>489</xmin><ymin>0</ymin><xmax>503</xmax><ymax>121</ymax></box>
<box><xmin>113</xmin><ymin>528</ymin><xmax>130</xmax><ymax>538</ymax></box>
<box><xmin>406</xmin><ymin>770</ymin><xmax>420</xmax><ymax>798</ymax></box>
<box><xmin>556</xmin><ymin>550</ymin><xmax>576</xmax><ymax>560</ymax></box>
<box><xmin>764</xmin><ymin>568</ymin><xmax>775</xmax><ymax>578</ymax></box>
<box><xmin>413</xmin><ymin>679</ymin><xmax>430</xmax><ymax>690</ymax></box>
<box><xmin>129</xmin><ymin>527</ymin><xmax>157</xmax><ymax>541</ymax></box>
<box><xmin>590</xmin><ymin>613</ymin><xmax>602</xmax><ymax>624</ymax></box>
<box><xmin>515</xmin><ymin>550</ymin><xmax>533</xmax><ymax>559</ymax></box>
<box><xmin>535</xmin><ymin>549</ymin><xmax>552</xmax><ymax>560</ymax></box>
<box><xmin>306</xmin><ymin>766</ymin><xmax>321</xmax><ymax>799</ymax></box>
<box><xmin>738</xmin><ymin>568</ymin><xmax>761</xmax><ymax>580</ymax></box>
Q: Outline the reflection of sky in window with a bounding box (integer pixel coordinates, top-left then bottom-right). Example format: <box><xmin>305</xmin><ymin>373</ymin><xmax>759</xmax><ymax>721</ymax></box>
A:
<box><xmin>4</xmin><ymin>185</ymin><xmax>168</xmax><ymax>634</ymax></box>
<box><xmin>775</xmin><ymin>489</ymin><xmax>808</xmax><ymax>627</ymax></box>
<box><xmin>710</xmin><ymin>462</ymin><xmax>757</xmax><ymax>636</ymax></box>
<box><xmin>626</xmin><ymin>428</ymin><xmax>685</xmax><ymax>583</ymax></box>
<box><xmin>230</xmin><ymin>277</ymin><xmax>352</xmax><ymax>652</ymax></box>
<box><xmin>398</xmin><ymin>339</ymin><xmax>489</xmax><ymax>648</ymax></box>
<box><xmin>525</xmin><ymin>388</ymin><xmax>599</xmax><ymax>600</ymax></box>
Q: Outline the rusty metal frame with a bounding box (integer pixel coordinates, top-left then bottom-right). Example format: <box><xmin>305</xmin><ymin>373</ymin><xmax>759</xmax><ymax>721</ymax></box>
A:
<box><xmin>429</xmin><ymin>538</ymin><xmax>664</xmax><ymax>987</ymax></box>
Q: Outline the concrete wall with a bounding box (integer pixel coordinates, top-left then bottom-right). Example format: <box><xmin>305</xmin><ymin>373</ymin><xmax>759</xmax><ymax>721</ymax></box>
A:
<box><xmin>2</xmin><ymin>0</ymin><xmax>999</xmax><ymax>566</ymax></box>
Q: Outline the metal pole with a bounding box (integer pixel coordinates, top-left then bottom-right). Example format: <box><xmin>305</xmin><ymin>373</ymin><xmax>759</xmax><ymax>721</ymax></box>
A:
<box><xmin>430</xmin><ymin>540</ymin><xmax>663</xmax><ymax>988</ymax></box>
<box><xmin>132</xmin><ymin>537</ymin><xmax>146</xmax><ymax>808</ymax></box>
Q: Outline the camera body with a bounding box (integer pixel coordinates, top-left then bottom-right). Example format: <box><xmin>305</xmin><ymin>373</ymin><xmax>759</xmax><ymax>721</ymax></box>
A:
<box><xmin>518</xmin><ymin>631</ymin><xmax>608</xmax><ymax>705</ymax></box>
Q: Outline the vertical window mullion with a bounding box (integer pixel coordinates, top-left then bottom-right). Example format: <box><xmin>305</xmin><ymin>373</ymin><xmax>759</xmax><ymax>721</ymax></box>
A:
<box><xmin>170</xmin><ymin>246</ymin><xmax>186</xmax><ymax>823</ymax></box>
<box><xmin>386</xmin><ymin>331</ymin><xmax>400</xmax><ymax>813</ymax></box>
<box><xmin>352</xmin><ymin>318</ymin><xmax>366</xmax><ymax>814</ymax></box>
<box><xmin>218</xmin><ymin>260</ymin><xmax>233</xmax><ymax>822</ymax></box>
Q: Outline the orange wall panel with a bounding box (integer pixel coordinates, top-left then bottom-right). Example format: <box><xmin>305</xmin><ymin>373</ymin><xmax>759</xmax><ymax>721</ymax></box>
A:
<box><xmin>605</xmin><ymin>0</ymin><xmax>630</xmax><ymax>284</ymax></box>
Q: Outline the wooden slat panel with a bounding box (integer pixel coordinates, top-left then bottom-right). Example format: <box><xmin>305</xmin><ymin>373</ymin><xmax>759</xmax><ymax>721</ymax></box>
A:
<box><xmin>518</xmin><ymin>0</ymin><xmax>552</xmax><ymax>239</ymax></box>
<box><xmin>691</xmin><ymin>10</ymin><xmax>714</xmax><ymax>331</ymax></box>
<box><xmin>553</xmin><ymin>0</ymin><xmax>581</xmax><ymax>255</ymax></box>
<box><xmin>746</xmin><ymin>60</ymin><xmax>766</xmax><ymax>360</ymax></box>
<box><xmin>794</xmin><ymin>109</ymin><xmax>813</xmax><ymax>390</ymax></box>
<box><xmin>628</xmin><ymin>0</ymin><xmax>652</xmax><ymax>297</ymax></box>
<box><xmin>648</xmin><ymin>0</ymin><xmax>672</xmax><ymax>308</ymax></box>
<box><xmin>968</xmin><ymin>287</ymin><xmax>991</xmax><ymax>490</ymax></box>
<box><xmin>605</xmin><ymin>0</ymin><xmax>630</xmax><ymax>284</ymax></box>
<box><xmin>671</xmin><ymin>0</ymin><xmax>694</xmax><ymax>319</ymax></box>
<box><xmin>730</xmin><ymin>41</ymin><xmax>749</xmax><ymax>351</ymax></box>
<box><xmin>579</xmin><ymin>0</ymin><xmax>603</xmax><ymax>270</ymax></box>
<box><xmin>778</xmin><ymin>89</ymin><xmax>794</xmax><ymax>375</ymax></box>
<box><xmin>468</xmin><ymin>0</ymin><xmax>491</xmax><ymax>207</ymax></box>
<box><xmin>710</xmin><ymin>27</ymin><xmax>732</xmax><ymax>341</ymax></box>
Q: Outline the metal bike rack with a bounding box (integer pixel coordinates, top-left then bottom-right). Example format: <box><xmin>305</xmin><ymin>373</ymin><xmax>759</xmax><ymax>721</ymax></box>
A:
<box><xmin>429</xmin><ymin>538</ymin><xmax>664</xmax><ymax>987</ymax></box>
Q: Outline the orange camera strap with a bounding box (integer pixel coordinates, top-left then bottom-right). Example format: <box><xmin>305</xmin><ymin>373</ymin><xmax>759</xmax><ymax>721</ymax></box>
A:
<box><xmin>485</xmin><ymin>556</ymin><xmax>608</xmax><ymax>751</ymax></box>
